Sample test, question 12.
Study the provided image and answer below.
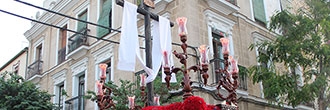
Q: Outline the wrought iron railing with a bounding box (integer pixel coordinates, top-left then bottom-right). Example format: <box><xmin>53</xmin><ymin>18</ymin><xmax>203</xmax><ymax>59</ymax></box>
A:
<box><xmin>68</xmin><ymin>28</ymin><xmax>90</xmax><ymax>53</ymax></box>
<box><xmin>26</xmin><ymin>60</ymin><xmax>43</xmax><ymax>79</ymax></box>
<box><xmin>225</xmin><ymin>0</ymin><xmax>237</xmax><ymax>6</ymax></box>
<box><xmin>58</xmin><ymin>48</ymin><xmax>66</xmax><ymax>64</ymax></box>
<box><xmin>65</xmin><ymin>95</ymin><xmax>85</xmax><ymax>110</ymax></box>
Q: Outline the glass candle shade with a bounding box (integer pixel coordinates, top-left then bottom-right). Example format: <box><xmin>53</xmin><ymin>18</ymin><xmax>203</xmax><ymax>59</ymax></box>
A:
<box><xmin>99</xmin><ymin>63</ymin><xmax>108</xmax><ymax>79</ymax></box>
<box><xmin>128</xmin><ymin>96</ymin><xmax>135</xmax><ymax>109</ymax></box>
<box><xmin>220</xmin><ymin>38</ymin><xmax>230</xmax><ymax>55</ymax></box>
<box><xmin>140</xmin><ymin>73</ymin><xmax>146</xmax><ymax>87</ymax></box>
<box><xmin>198</xmin><ymin>45</ymin><xmax>209</xmax><ymax>64</ymax></box>
<box><xmin>176</xmin><ymin>17</ymin><xmax>188</xmax><ymax>36</ymax></box>
<box><xmin>154</xmin><ymin>96</ymin><xmax>160</xmax><ymax>106</ymax></box>
<box><xmin>229</xmin><ymin>56</ymin><xmax>239</xmax><ymax>74</ymax></box>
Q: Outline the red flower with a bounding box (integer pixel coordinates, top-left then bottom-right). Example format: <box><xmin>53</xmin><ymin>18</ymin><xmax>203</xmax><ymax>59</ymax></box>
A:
<box><xmin>142</xmin><ymin>96</ymin><xmax>221</xmax><ymax>110</ymax></box>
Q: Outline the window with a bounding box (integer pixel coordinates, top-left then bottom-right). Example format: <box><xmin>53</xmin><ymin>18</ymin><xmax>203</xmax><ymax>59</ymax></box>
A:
<box><xmin>238</xmin><ymin>65</ymin><xmax>248</xmax><ymax>90</ymax></box>
<box><xmin>78</xmin><ymin>75</ymin><xmax>85</xmax><ymax>110</ymax></box>
<box><xmin>56</xmin><ymin>84</ymin><xmax>65</xmax><ymax>109</ymax></box>
<box><xmin>252</xmin><ymin>0</ymin><xmax>267</xmax><ymax>26</ymax></box>
<box><xmin>36</xmin><ymin>44</ymin><xmax>43</xmax><ymax>61</ymax></box>
<box><xmin>12</xmin><ymin>61</ymin><xmax>20</xmax><ymax>74</ymax></box>
<box><xmin>77</xmin><ymin>11</ymin><xmax>88</xmax><ymax>32</ymax></box>
<box><xmin>289</xmin><ymin>65</ymin><xmax>304</xmax><ymax>87</ymax></box>
<box><xmin>97</xmin><ymin>0</ymin><xmax>112</xmax><ymax>38</ymax></box>
<box><xmin>212</xmin><ymin>30</ymin><xmax>225</xmax><ymax>81</ymax></box>
<box><xmin>69</xmin><ymin>10</ymin><xmax>88</xmax><ymax>53</ymax></box>
<box><xmin>253</xmin><ymin>33</ymin><xmax>273</xmax><ymax>98</ymax></box>
<box><xmin>58</xmin><ymin>25</ymin><xmax>67</xmax><ymax>64</ymax></box>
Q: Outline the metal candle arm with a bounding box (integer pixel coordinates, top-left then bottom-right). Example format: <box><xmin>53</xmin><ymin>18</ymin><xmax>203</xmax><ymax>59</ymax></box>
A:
<box><xmin>164</xmin><ymin>34</ymin><xmax>209</xmax><ymax>100</ymax></box>
<box><xmin>216</xmin><ymin>54</ymin><xmax>239</xmax><ymax>106</ymax></box>
<box><xmin>97</xmin><ymin>77</ymin><xmax>115</xmax><ymax>110</ymax></box>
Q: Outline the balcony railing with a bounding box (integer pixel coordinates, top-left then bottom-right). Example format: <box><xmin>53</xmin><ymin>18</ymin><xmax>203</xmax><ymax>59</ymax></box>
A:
<box><xmin>68</xmin><ymin>28</ymin><xmax>89</xmax><ymax>53</ymax></box>
<box><xmin>27</xmin><ymin>60</ymin><xmax>43</xmax><ymax>79</ymax></box>
<box><xmin>65</xmin><ymin>95</ymin><xmax>85</xmax><ymax>110</ymax></box>
<box><xmin>58</xmin><ymin>48</ymin><xmax>66</xmax><ymax>64</ymax></box>
<box><xmin>226</xmin><ymin>0</ymin><xmax>236</xmax><ymax>6</ymax></box>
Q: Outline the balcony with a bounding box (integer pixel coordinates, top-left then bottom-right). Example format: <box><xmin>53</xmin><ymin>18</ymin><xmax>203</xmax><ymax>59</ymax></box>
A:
<box><xmin>65</xmin><ymin>95</ymin><xmax>85</xmax><ymax>110</ymax></box>
<box><xmin>206</xmin><ymin>0</ymin><xmax>239</xmax><ymax>15</ymax></box>
<box><xmin>26</xmin><ymin>60</ymin><xmax>43</xmax><ymax>79</ymax></box>
<box><xmin>67</xmin><ymin>28</ymin><xmax>90</xmax><ymax>60</ymax></box>
<box><xmin>58</xmin><ymin>48</ymin><xmax>66</xmax><ymax>64</ymax></box>
<box><xmin>225</xmin><ymin>0</ymin><xmax>236</xmax><ymax>5</ymax></box>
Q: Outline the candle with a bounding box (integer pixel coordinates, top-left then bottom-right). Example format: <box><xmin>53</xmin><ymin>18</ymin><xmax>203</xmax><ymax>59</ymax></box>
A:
<box><xmin>96</xmin><ymin>81</ymin><xmax>103</xmax><ymax>96</ymax></box>
<box><xmin>198</xmin><ymin>45</ymin><xmax>209</xmax><ymax>64</ymax></box>
<box><xmin>229</xmin><ymin>56</ymin><xmax>239</xmax><ymax>74</ymax></box>
<box><xmin>220</xmin><ymin>38</ymin><xmax>230</xmax><ymax>55</ymax></box>
<box><xmin>140</xmin><ymin>73</ymin><xmax>146</xmax><ymax>87</ymax></box>
<box><xmin>128</xmin><ymin>96</ymin><xmax>135</xmax><ymax>109</ymax></box>
<box><xmin>163</xmin><ymin>51</ymin><xmax>169</xmax><ymax>67</ymax></box>
<box><xmin>154</xmin><ymin>96</ymin><xmax>160</xmax><ymax>106</ymax></box>
<box><xmin>176</xmin><ymin>17</ymin><xmax>187</xmax><ymax>36</ymax></box>
<box><xmin>99</xmin><ymin>63</ymin><xmax>108</xmax><ymax>79</ymax></box>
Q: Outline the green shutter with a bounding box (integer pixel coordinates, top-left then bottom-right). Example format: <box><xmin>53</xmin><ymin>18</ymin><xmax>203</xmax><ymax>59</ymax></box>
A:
<box><xmin>252</xmin><ymin>0</ymin><xmax>266</xmax><ymax>23</ymax></box>
<box><xmin>77</xmin><ymin>11</ymin><xmax>88</xmax><ymax>32</ymax></box>
<box><xmin>97</xmin><ymin>0</ymin><xmax>112</xmax><ymax>38</ymax></box>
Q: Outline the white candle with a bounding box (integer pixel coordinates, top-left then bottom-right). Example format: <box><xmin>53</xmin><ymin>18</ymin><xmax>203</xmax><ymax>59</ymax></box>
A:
<box><xmin>96</xmin><ymin>81</ymin><xmax>103</xmax><ymax>96</ymax></box>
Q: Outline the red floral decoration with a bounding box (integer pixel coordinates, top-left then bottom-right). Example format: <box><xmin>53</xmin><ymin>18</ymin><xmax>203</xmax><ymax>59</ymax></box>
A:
<box><xmin>142</xmin><ymin>96</ymin><xmax>220</xmax><ymax>110</ymax></box>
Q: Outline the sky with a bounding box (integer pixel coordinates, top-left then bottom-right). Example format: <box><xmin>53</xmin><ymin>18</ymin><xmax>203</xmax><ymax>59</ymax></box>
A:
<box><xmin>0</xmin><ymin>0</ymin><xmax>43</xmax><ymax>66</ymax></box>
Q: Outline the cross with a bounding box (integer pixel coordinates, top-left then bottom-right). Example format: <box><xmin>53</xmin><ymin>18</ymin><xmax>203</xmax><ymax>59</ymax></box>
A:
<box><xmin>115</xmin><ymin>0</ymin><xmax>174</xmax><ymax>106</ymax></box>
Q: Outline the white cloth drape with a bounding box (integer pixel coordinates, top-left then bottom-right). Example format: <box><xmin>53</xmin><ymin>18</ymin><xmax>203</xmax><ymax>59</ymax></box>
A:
<box><xmin>117</xmin><ymin>1</ymin><xmax>139</xmax><ymax>71</ymax></box>
<box><xmin>117</xmin><ymin>1</ymin><xmax>175</xmax><ymax>83</ymax></box>
<box><xmin>152</xmin><ymin>17</ymin><xmax>177</xmax><ymax>83</ymax></box>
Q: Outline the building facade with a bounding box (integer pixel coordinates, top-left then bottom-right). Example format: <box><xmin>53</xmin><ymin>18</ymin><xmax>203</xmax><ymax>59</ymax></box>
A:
<box><xmin>0</xmin><ymin>47</ymin><xmax>28</xmax><ymax>79</ymax></box>
<box><xmin>23</xmin><ymin>0</ymin><xmax>312</xmax><ymax>109</ymax></box>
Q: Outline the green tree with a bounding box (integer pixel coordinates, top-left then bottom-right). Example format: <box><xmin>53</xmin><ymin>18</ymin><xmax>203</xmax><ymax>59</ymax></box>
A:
<box><xmin>249</xmin><ymin>0</ymin><xmax>330</xmax><ymax>109</ymax></box>
<box><xmin>0</xmin><ymin>72</ymin><xmax>55</xmax><ymax>110</ymax></box>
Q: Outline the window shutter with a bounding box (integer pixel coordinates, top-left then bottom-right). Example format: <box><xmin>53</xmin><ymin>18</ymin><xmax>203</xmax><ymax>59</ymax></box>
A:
<box><xmin>77</xmin><ymin>11</ymin><xmax>88</xmax><ymax>32</ymax></box>
<box><xmin>97</xmin><ymin>0</ymin><xmax>112</xmax><ymax>38</ymax></box>
<box><xmin>252</xmin><ymin>0</ymin><xmax>266</xmax><ymax>23</ymax></box>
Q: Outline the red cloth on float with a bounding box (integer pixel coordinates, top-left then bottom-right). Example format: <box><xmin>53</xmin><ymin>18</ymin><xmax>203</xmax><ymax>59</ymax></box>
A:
<box><xmin>142</xmin><ymin>96</ymin><xmax>220</xmax><ymax>110</ymax></box>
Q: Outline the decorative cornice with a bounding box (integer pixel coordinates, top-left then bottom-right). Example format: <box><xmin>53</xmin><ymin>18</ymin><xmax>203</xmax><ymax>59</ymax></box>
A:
<box><xmin>204</xmin><ymin>10</ymin><xmax>235</xmax><ymax>32</ymax></box>
<box><xmin>92</xmin><ymin>44</ymin><xmax>114</xmax><ymax>63</ymax></box>
<box><xmin>51</xmin><ymin>69</ymin><xmax>67</xmax><ymax>85</ymax></box>
<box><xmin>151</xmin><ymin>0</ymin><xmax>173</xmax><ymax>14</ymax></box>
<box><xmin>70</xmin><ymin>57</ymin><xmax>88</xmax><ymax>76</ymax></box>
<box><xmin>205</xmin><ymin>0</ymin><xmax>239</xmax><ymax>15</ymax></box>
<box><xmin>73</xmin><ymin>0</ymin><xmax>90</xmax><ymax>14</ymax></box>
<box><xmin>24</xmin><ymin>0</ymin><xmax>79</xmax><ymax>41</ymax></box>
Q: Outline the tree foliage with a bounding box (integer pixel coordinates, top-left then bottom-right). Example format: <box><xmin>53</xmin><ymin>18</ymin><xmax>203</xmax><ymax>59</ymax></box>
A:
<box><xmin>0</xmin><ymin>72</ymin><xmax>55</xmax><ymax>110</ymax></box>
<box><xmin>249</xmin><ymin>0</ymin><xmax>330</xmax><ymax>109</ymax></box>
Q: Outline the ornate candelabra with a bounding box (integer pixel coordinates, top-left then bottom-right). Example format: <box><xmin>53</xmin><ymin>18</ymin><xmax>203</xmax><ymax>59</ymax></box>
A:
<box><xmin>96</xmin><ymin>16</ymin><xmax>239</xmax><ymax>110</ymax></box>
<box><xmin>96</xmin><ymin>64</ymin><xmax>115</xmax><ymax>110</ymax></box>
<box><xmin>164</xmin><ymin>17</ymin><xmax>239</xmax><ymax>109</ymax></box>
<box><xmin>163</xmin><ymin>17</ymin><xmax>209</xmax><ymax>100</ymax></box>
